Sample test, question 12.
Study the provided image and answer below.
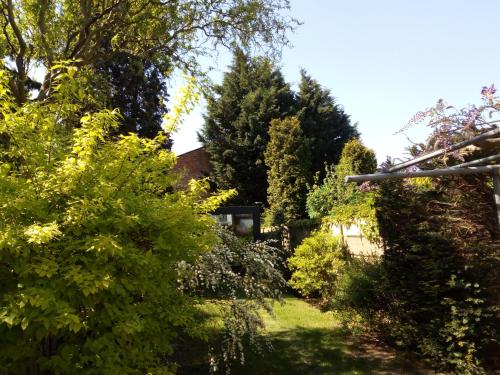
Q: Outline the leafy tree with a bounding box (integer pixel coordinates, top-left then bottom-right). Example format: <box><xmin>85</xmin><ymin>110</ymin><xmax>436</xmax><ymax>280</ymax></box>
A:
<box><xmin>200</xmin><ymin>49</ymin><xmax>295</xmax><ymax>204</ymax></box>
<box><xmin>368</xmin><ymin>90</ymin><xmax>500</xmax><ymax>373</ymax></box>
<box><xmin>329</xmin><ymin>89</ymin><xmax>500</xmax><ymax>373</ymax></box>
<box><xmin>306</xmin><ymin>138</ymin><xmax>377</xmax><ymax>219</ymax></box>
<box><xmin>297</xmin><ymin>70</ymin><xmax>359</xmax><ymax>180</ymax></box>
<box><xmin>0</xmin><ymin>66</ymin><xmax>231</xmax><ymax>373</ymax></box>
<box><xmin>264</xmin><ymin>116</ymin><xmax>311</xmax><ymax>224</ymax></box>
<box><xmin>0</xmin><ymin>0</ymin><xmax>297</xmax><ymax>104</ymax></box>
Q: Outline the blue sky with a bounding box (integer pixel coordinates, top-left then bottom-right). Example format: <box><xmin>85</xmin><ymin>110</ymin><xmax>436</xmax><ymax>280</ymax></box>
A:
<box><xmin>171</xmin><ymin>0</ymin><xmax>500</xmax><ymax>163</ymax></box>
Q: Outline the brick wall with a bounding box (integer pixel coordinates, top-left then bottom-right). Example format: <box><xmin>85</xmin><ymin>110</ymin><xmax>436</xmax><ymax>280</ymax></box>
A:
<box><xmin>173</xmin><ymin>147</ymin><xmax>212</xmax><ymax>186</ymax></box>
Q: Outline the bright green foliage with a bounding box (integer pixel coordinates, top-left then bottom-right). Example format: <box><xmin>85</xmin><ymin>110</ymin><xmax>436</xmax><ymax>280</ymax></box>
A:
<box><xmin>288</xmin><ymin>231</ymin><xmax>348</xmax><ymax>300</ymax></box>
<box><xmin>200</xmin><ymin>50</ymin><xmax>295</xmax><ymax>205</ymax></box>
<box><xmin>0</xmin><ymin>68</ymin><xmax>223</xmax><ymax>374</ymax></box>
<box><xmin>306</xmin><ymin>139</ymin><xmax>378</xmax><ymax>240</ymax></box>
<box><xmin>296</xmin><ymin>70</ymin><xmax>359</xmax><ymax>181</ymax></box>
<box><xmin>307</xmin><ymin>138</ymin><xmax>377</xmax><ymax>219</ymax></box>
<box><xmin>335</xmin><ymin>137</ymin><xmax>377</xmax><ymax>176</ymax></box>
<box><xmin>264</xmin><ymin>116</ymin><xmax>311</xmax><ymax>225</ymax></box>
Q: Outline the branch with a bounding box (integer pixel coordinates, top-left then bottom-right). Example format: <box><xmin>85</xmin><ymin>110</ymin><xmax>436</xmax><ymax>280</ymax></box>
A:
<box><xmin>3</xmin><ymin>0</ymin><xmax>28</xmax><ymax>103</ymax></box>
<box><xmin>37</xmin><ymin>0</ymin><xmax>54</xmax><ymax>65</ymax></box>
<box><xmin>69</xmin><ymin>0</ymin><xmax>124</xmax><ymax>59</ymax></box>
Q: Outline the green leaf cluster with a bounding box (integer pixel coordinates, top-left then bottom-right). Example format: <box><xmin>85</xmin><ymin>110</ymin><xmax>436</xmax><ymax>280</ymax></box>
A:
<box><xmin>0</xmin><ymin>67</ymin><xmax>221</xmax><ymax>374</ymax></box>
<box><xmin>306</xmin><ymin>138</ymin><xmax>378</xmax><ymax>240</ymax></box>
<box><xmin>2</xmin><ymin>0</ymin><xmax>298</xmax><ymax>104</ymax></box>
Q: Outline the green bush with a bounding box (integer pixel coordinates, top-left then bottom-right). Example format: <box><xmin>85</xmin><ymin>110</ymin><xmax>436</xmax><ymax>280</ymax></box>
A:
<box><xmin>370</xmin><ymin>176</ymin><xmax>500</xmax><ymax>373</ymax></box>
<box><xmin>330</xmin><ymin>257</ymin><xmax>389</xmax><ymax>331</ymax></box>
<box><xmin>288</xmin><ymin>231</ymin><xmax>348</xmax><ymax>300</ymax></box>
<box><xmin>0</xmin><ymin>68</ymin><xmax>230</xmax><ymax>374</ymax></box>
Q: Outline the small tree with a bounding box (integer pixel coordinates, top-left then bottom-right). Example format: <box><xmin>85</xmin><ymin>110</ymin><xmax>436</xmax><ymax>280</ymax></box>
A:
<box><xmin>265</xmin><ymin>116</ymin><xmax>311</xmax><ymax>225</ymax></box>
<box><xmin>288</xmin><ymin>230</ymin><xmax>348</xmax><ymax>300</ymax></box>
<box><xmin>307</xmin><ymin>138</ymin><xmax>377</xmax><ymax>218</ymax></box>
<box><xmin>306</xmin><ymin>139</ymin><xmax>378</xmax><ymax>240</ymax></box>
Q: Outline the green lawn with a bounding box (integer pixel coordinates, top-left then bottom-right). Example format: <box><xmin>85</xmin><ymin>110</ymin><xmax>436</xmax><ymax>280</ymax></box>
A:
<box><xmin>178</xmin><ymin>297</ymin><xmax>430</xmax><ymax>375</ymax></box>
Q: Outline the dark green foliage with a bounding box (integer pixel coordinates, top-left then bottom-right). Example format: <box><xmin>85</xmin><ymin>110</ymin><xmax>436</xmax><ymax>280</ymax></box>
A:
<box><xmin>369</xmin><ymin>176</ymin><xmax>500</xmax><ymax>373</ymax></box>
<box><xmin>200</xmin><ymin>53</ymin><xmax>358</xmax><ymax>207</ymax></box>
<box><xmin>332</xmin><ymin>257</ymin><xmax>389</xmax><ymax>328</ymax></box>
<box><xmin>92</xmin><ymin>50</ymin><xmax>170</xmax><ymax>142</ymax></box>
<box><xmin>296</xmin><ymin>70</ymin><xmax>359</xmax><ymax>181</ymax></box>
<box><xmin>265</xmin><ymin>116</ymin><xmax>311</xmax><ymax>225</ymax></box>
<box><xmin>200</xmin><ymin>50</ymin><xmax>295</xmax><ymax>205</ymax></box>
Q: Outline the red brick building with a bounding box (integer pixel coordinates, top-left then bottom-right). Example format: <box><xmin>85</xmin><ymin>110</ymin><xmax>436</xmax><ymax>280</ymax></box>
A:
<box><xmin>172</xmin><ymin>147</ymin><xmax>212</xmax><ymax>186</ymax></box>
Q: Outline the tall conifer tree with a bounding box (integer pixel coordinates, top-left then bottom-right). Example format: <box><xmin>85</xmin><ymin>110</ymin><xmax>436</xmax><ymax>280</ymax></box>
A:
<box><xmin>296</xmin><ymin>70</ymin><xmax>359</xmax><ymax>181</ymax></box>
<box><xmin>199</xmin><ymin>50</ymin><xmax>295</xmax><ymax>205</ymax></box>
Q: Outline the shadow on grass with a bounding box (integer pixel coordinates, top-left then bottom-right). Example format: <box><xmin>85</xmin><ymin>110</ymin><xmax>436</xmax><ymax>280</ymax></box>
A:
<box><xmin>231</xmin><ymin>327</ymin><xmax>378</xmax><ymax>375</ymax></box>
<box><xmin>177</xmin><ymin>327</ymin><xmax>426</xmax><ymax>375</ymax></box>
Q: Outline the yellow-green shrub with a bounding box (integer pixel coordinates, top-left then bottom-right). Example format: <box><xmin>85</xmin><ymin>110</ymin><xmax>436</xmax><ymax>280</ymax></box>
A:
<box><xmin>288</xmin><ymin>231</ymin><xmax>348</xmax><ymax>299</ymax></box>
<box><xmin>0</xmin><ymin>68</ymin><xmax>222</xmax><ymax>374</ymax></box>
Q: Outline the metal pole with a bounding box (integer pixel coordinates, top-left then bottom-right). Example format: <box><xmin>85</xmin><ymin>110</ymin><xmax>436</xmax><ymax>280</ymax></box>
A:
<box><xmin>384</xmin><ymin>128</ymin><xmax>500</xmax><ymax>173</ymax></box>
<box><xmin>452</xmin><ymin>154</ymin><xmax>500</xmax><ymax>168</ymax></box>
<box><xmin>346</xmin><ymin>165</ymin><xmax>500</xmax><ymax>183</ymax></box>
<box><xmin>493</xmin><ymin>169</ymin><xmax>500</xmax><ymax>228</ymax></box>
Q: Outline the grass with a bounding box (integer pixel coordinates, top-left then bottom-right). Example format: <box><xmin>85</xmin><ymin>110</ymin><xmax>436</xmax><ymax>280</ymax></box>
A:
<box><xmin>177</xmin><ymin>297</ymin><xmax>431</xmax><ymax>375</ymax></box>
<box><xmin>231</xmin><ymin>297</ymin><xmax>379</xmax><ymax>375</ymax></box>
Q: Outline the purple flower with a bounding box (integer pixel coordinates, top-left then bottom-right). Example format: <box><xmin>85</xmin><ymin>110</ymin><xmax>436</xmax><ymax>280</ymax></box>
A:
<box><xmin>481</xmin><ymin>84</ymin><xmax>496</xmax><ymax>98</ymax></box>
<box><xmin>404</xmin><ymin>165</ymin><xmax>419</xmax><ymax>173</ymax></box>
<box><xmin>358</xmin><ymin>181</ymin><xmax>378</xmax><ymax>192</ymax></box>
<box><xmin>467</xmin><ymin>105</ymin><xmax>480</xmax><ymax>121</ymax></box>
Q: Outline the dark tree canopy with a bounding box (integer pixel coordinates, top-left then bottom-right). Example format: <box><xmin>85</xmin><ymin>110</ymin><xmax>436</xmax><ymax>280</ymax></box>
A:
<box><xmin>199</xmin><ymin>49</ymin><xmax>295</xmax><ymax>205</ymax></box>
<box><xmin>200</xmin><ymin>55</ymin><xmax>360</xmax><ymax>207</ymax></box>
<box><xmin>296</xmin><ymin>70</ymin><xmax>359</xmax><ymax>180</ymax></box>
<box><xmin>92</xmin><ymin>50</ymin><xmax>170</xmax><ymax>141</ymax></box>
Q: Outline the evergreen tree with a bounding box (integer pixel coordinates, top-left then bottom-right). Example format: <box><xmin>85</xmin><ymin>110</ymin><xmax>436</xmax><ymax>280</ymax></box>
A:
<box><xmin>297</xmin><ymin>70</ymin><xmax>359</xmax><ymax>181</ymax></box>
<box><xmin>92</xmin><ymin>49</ymin><xmax>170</xmax><ymax>142</ymax></box>
<box><xmin>199</xmin><ymin>50</ymin><xmax>295</xmax><ymax>205</ymax></box>
<box><xmin>265</xmin><ymin>116</ymin><xmax>311</xmax><ymax>224</ymax></box>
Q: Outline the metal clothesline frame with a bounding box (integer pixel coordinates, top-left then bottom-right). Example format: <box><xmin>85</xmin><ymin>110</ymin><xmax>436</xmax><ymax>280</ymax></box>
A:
<box><xmin>346</xmin><ymin>128</ymin><xmax>500</xmax><ymax>227</ymax></box>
